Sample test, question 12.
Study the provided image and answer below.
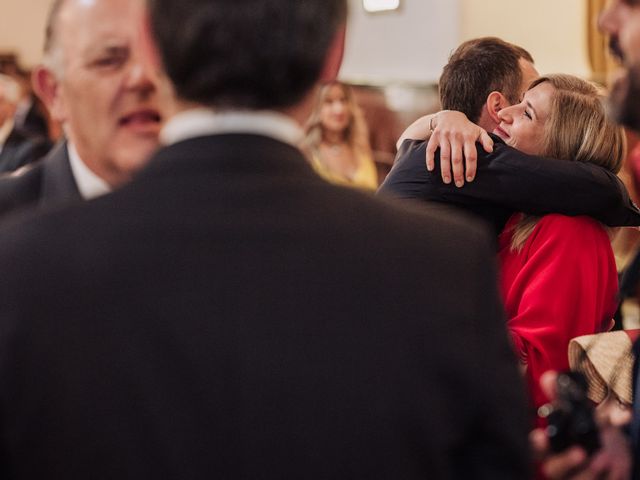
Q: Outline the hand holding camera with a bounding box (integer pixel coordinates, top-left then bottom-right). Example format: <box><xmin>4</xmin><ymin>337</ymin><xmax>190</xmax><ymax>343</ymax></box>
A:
<box><xmin>532</xmin><ymin>371</ymin><xmax>632</xmax><ymax>480</ymax></box>
<box><xmin>538</xmin><ymin>371</ymin><xmax>600</xmax><ymax>455</ymax></box>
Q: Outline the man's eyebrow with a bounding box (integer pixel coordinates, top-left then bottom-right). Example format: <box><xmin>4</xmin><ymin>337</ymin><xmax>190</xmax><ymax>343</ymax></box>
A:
<box><xmin>86</xmin><ymin>42</ymin><xmax>129</xmax><ymax>57</ymax></box>
<box><xmin>102</xmin><ymin>44</ymin><xmax>129</xmax><ymax>54</ymax></box>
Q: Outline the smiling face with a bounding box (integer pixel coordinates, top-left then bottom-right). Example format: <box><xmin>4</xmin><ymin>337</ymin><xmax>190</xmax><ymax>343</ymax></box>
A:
<box><xmin>44</xmin><ymin>0</ymin><xmax>162</xmax><ymax>186</ymax></box>
<box><xmin>493</xmin><ymin>81</ymin><xmax>555</xmax><ymax>156</ymax></box>
<box><xmin>319</xmin><ymin>83</ymin><xmax>351</xmax><ymax>136</ymax></box>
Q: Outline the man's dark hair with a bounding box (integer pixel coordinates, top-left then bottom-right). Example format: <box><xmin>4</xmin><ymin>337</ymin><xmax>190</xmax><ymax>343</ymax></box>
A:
<box><xmin>438</xmin><ymin>37</ymin><xmax>534</xmax><ymax>123</ymax></box>
<box><xmin>148</xmin><ymin>0</ymin><xmax>347</xmax><ymax>110</ymax></box>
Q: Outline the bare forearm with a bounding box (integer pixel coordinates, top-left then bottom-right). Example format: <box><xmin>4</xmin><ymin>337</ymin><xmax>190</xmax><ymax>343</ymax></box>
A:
<box><xmin>396</xmin><ymin>114</ymin><xmax>436</xmax><ymax>150</ymax></box>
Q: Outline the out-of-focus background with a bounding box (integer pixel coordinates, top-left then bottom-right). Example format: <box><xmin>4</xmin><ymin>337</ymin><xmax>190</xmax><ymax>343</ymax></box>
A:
<box><xmin>0</xmin><ymin>0</ymin><xmax>620</xmax><ymax>200</ymax></box>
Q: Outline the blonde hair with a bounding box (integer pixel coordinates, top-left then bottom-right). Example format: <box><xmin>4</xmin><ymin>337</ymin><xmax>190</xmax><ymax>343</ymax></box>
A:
<box><xmin>302</xmin><ymin>81</ymin><xmax>372</xmax><ymax>159</ymax></box>
<box><xmin>510</xmin><ymin>74</ymin><xmax>626</xmax><ymax>251</ymax></box>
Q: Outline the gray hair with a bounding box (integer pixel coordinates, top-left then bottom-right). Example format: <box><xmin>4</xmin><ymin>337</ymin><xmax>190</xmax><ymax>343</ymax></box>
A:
<box><xmin>42</xmin><ymin>0</ymin><xmax>66</xmax><ymax>76</ymax></box>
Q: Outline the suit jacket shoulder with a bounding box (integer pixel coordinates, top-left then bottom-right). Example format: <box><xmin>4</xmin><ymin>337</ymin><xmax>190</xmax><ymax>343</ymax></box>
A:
<box><xmin>0</xmin><ymin>134</ymin><xmax>531</xmax><ymax>479</ymax></box>
<box><xmin>0</xmin><ymin>141</ymin><xmax>80</xmax><ymax>221</ymax></box>
<box><xmin>0</xmin><ymin>128</ymin><xmax>52</xmax><ymax>173</ymax></box>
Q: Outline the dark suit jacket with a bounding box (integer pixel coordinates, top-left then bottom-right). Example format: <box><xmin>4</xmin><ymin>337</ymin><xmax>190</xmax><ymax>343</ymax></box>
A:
<box><xmin>0</xmin><ymin>134</ymin><xmax>531</xmax><ymax>479</ymax></box>
<box><xmin>0</xmin><ymin>127</ymin><xmax>51</xmax><ymax>174</ymax></box>
<box><xmin>378</xmin><ymin>136</ymin><xmax>640</xmax><ymax>235</ymax></box>
<box><xmin>14</xmin><ymin>96</ymin><xmax>50</xmax><ymax>139</ymax></box>
<box><xmin>0</xmin><ymin>141</ymin><xmax>81</xmax><ymax>220</ymax></box>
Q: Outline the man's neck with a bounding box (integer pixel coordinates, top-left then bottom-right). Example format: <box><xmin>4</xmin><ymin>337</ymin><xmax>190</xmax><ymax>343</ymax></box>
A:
<box><xmin>277</xmin><ymin>93</ymin><xmax>314</xmax><ymax>128</ymax></box>
<box><xmin>476</xmin><ymin>109</ymin><xmax>499</xmax><ymax>133</ymax></box>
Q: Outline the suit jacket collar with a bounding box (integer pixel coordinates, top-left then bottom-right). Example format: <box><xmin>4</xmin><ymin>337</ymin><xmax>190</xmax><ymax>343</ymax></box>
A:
<box><xmin>0</xmin><ymin>128</ymin><xmax>32</xmax><ymax>172</ymax></box>
<box><xmin>0</xmin><ymin>127</ymin><xmax>24</xmax><ymax>156</ymax></box>
<box><xmin>38</xmin><ymin>141</ymin><xmax>82</xmax><ymax>207</ymax></box>
<box><xmin>0</xmin><ymin>121</ymin><xmax>15</xmax><ymax>150</ymax></box>
<box><xmin>139</xmin><ymin>134</ymin><xmax>315</xmax><ymax>182</ymax></box>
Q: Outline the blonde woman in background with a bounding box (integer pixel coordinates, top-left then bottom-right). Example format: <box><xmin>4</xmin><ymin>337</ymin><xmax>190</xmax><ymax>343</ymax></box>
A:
<box><xmin>303</xmin><ymin>81</ymin><xmax>378</xmax><ymax>189</ymax></box>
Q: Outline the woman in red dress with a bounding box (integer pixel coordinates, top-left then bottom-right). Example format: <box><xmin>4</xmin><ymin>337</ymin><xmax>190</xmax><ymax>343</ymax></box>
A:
<box><xmin>492</xmin><ymin>75</ymin><xmax>625</xmax><ymax>414</ymax></box>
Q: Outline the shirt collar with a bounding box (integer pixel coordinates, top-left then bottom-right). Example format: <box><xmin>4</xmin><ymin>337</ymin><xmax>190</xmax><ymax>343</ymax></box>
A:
<box><xmin>67</xmin><ymin>142</ymin><xmax>112</xmax><ymax>200</ymax></box>
<box><xmin>160</xmin><ymin>108</ymin><xmax>304</xmax><ymax>148</ymax></box>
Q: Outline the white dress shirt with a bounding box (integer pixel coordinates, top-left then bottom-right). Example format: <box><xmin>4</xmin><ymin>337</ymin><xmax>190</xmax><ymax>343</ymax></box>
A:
<box><xmin>160</xmin><ymin>109</ymin><xmax>303</xmax><ymax>148</ymax></box>
<box><xmin>67</xmin><ymin>142</ymin><xmax>112</xmax><ymax>200</ymax></box>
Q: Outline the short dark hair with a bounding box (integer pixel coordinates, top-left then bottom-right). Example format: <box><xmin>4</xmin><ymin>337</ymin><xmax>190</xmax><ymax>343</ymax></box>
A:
<box><xmin>148</xmin><ymin>0</ymin><xmax>347</xmax><ymax>110</ymax></box>
<box><xmin>438</xmin><ymin>37</ymin><xmax>534</xmax><ymax>122</ymax></box>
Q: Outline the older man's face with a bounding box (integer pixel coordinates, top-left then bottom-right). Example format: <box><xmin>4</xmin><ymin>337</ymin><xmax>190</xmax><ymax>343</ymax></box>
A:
<box><xmin>48</xmin><ymin>0</ymin><xmax>162</xmax><ymax>186</ymax></box>
<box><xmin>599</xmin><ymin>0</ymin><xmax>640</xmax><ymax>130</ymax></box>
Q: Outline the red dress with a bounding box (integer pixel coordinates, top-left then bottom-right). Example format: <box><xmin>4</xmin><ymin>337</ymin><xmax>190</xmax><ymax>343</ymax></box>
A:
<box><xmin>498</xmin><ymin>214</ymin><xmax>618</xmax><ymax>414</ymax></box>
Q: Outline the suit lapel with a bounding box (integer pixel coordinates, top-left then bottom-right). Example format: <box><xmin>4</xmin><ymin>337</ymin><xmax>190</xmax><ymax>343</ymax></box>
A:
<box><xmin>38</xmin><ymin>141</ymin><xmax>82</xmax><ymax>207</ymax></box>
<box><xmin>0</xmin><ymin>129</ymin><xmax>21</xmax><ymax>171</ymax></box>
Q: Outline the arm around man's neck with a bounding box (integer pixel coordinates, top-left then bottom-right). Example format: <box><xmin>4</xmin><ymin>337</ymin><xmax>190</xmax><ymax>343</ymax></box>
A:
<box><xmin>485</xmin><ymin>143</ymin><xmax>640</xmax><ymax>227</ymax></box>
<box><xmin>379</xmin><ymin>137</ymin><xmax>640</xmax><ymax>228</ymax></box>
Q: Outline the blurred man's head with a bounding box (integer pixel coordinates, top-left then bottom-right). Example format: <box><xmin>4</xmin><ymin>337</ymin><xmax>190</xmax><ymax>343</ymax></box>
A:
<box><xmin>0</xmin><ymin>74</ymin><xmax>21</xmax><ymax>129</ymax></box>
<box><xmin>439</xmin><ymin>37</ymin><xmax>538</xmax><ymax>131</ymax></box>
<box><xmin>599</xmin><ymin>0</ymin><xmax>640</xmax><ymax>132</ymax></box>
<box><xmin>33</xmin><ymin>0</ymin><xmax>163</xmax><ymax>187</ymax></box>
<box><xmin>146</xmin><ymin>0</ymin><xmax>347</xmax><ymax>123</ymax></box>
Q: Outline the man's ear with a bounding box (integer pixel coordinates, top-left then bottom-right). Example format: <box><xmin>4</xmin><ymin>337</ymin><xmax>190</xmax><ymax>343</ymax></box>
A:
<box><xmin>485</xmin><ymin>91</ymin><xmax>510</xmax><ymax>125</ymax></box>
<box><xmin>32</xmin><ymin>66</ymin><xmax>64</xmax><ymax>122</ymax></box>
<box><xmin>319</xmin><ymin>25</ymin><xmax>346</xmax><ymax>83</ymax></box>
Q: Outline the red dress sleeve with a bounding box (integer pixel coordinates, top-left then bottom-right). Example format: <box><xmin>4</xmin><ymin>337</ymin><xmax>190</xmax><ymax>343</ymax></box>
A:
<box><xmin>498</xmin><ymin>214</ymin><xmax>618</xmax><ymax>411</ymax></box>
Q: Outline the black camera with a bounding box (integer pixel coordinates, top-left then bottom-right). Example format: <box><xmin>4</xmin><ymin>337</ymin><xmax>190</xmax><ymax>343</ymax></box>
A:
<box><xmin>539</xmin><ymin>371</ymin><xmax>600</xmax><ymax>455</ymax></box>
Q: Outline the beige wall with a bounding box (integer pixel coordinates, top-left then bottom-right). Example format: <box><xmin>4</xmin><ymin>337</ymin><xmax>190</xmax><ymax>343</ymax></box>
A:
<box><xmin>0</xmin><ymin>0</ymin><xmax>51</xmax><ymax>68</ymax></box>
<box><xmin>341</xmin><ymin>0</ymin><xmax>460</xmax><ymax>84</ymax></box>
<box><xmin>345</xmin><ymin>0</ymin><xmax>592</xmax><ymax>83</ymax></box>
<box><xmin>460</xmin><ymin>0</ymin><xmax>590</xmax><ymax>78</ymax></box>
<box><xmin>0</xmin><ymin>0</ymin><xmax>593</xmax><ymax>80</ymax></box>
